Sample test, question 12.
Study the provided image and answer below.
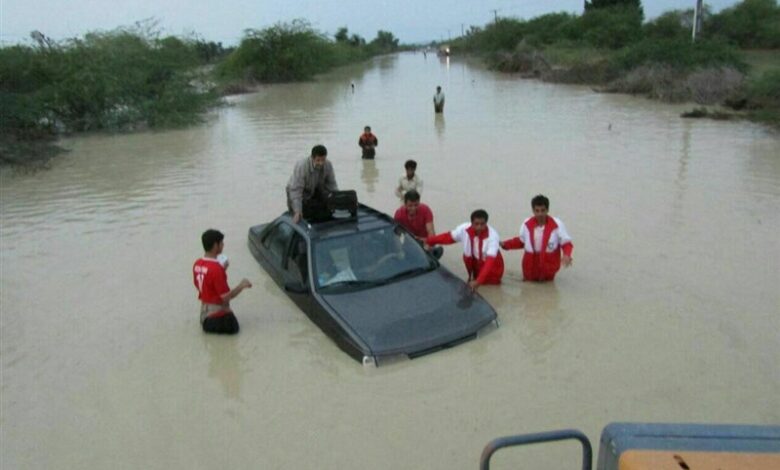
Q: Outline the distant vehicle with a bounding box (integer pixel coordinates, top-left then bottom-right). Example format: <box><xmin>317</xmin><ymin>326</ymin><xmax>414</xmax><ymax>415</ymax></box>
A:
<box><xmin>438</xmin><ymin>45</ymin><xmax>450</xmax><ymax>57</ymax></box>
<box><xmin>247</xmin><ymin>203</ymin><xmax>498</xmax><ymax>366</ymax></box>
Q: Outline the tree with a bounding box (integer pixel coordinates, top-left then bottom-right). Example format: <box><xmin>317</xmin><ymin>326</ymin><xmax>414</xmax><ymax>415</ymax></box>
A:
<box><xmin>349</xmin><ymin>34</ymin><xmax>366</xmax><ymax>46</ymax></box>
<box><xmin>335</xmin><ymin>27</ymin><xmax>349</xmax><ymax>43</ymax></box>
<box><xmin>708</xmin><ymin>0</ymin><xmax>780</xmax><ymax>48</ymax></box>
<box><xmin>370</xmin><ymin>30</ymin><xmax>399</xmax><ymax>51</ymax></box>
<box><xmin>584</xmin><ymin>0</ymin><xmax>642</xmax><ymax>11</ymax></box>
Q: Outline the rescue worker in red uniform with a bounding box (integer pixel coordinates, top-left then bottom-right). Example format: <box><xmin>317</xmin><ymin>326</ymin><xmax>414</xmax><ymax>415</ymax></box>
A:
<box><xmin>501</xmin><ymin>194</ymin><xmax>573</xmax><ymax>282</ymax></box>
<box><xmin>425</xmin><ymin>209</ymin><xmax>504</xmax><ymax>292</ymax></box>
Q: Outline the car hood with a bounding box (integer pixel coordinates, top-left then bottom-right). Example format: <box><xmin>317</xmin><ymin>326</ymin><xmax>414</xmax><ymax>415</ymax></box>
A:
<box><xmin>319</xmin><ymin>269</ymin><xmax>497</xmax><ymax>357</ymax></box>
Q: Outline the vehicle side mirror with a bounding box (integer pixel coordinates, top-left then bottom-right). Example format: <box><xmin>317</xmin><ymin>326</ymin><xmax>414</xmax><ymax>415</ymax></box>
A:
<box><xmin>284</xmin><ymin>281</ymin><xmax>308</xmax><ymax>294</ymax></box>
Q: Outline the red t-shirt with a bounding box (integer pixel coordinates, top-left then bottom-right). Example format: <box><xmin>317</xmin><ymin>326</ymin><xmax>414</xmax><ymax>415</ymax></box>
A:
<box><xmin>193</xmin><ymin>258</ymin><xmax>229</xmax><ymax>305</ymax></box>
<box><xmin>394</xmin><ymin>203</ymin><xmax>434</xmax><ymax>238</ymax></box>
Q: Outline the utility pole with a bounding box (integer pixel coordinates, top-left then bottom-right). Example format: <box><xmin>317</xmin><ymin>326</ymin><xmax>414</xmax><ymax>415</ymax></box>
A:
<box><xmin>461</xmin><ymin>23</ymin><xmax>465</xmax><ymax>37</ymax></box>
<box><xmin>692</xmin><ymin>0</ymin><xmax>704</xmax><ymax>42</ymax></box>
<box><xmin>491</xmin><ymin>9</ymin><xmax>499</xmax><ymax>23</ymax></box>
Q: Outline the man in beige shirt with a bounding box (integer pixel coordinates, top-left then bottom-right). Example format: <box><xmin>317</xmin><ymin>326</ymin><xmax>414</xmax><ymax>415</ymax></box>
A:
<box><xmin>395</xmin><ymin>159</ymin><xmax>423</xmax><ymax>203</ymax></box>
<box><xmin>286</xmin><ymin>145</ymin><xmax>339</xmax><ymax>223</ymax></box>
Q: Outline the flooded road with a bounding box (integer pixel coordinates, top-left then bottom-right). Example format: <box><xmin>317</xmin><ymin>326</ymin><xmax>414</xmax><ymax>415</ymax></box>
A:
<box><xmin>2</xmin><ymin>53</ymin><xmax>779</xmax><ymax>469</ymax></box>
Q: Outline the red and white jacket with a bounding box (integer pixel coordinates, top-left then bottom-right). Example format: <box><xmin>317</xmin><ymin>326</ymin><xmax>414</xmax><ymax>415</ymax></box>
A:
<box><xmin>503</xmin><ymin>216</ymin><xmax>572</xmax><ymax>281</ymax></box>
<box><xmin>426</xmin><ymin>223</ymin><xmax>504</xmax><ymax>285</ymax></box>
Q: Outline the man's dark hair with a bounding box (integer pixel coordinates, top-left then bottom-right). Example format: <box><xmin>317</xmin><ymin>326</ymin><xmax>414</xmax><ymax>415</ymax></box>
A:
<box><xmin>364</xmin><ymin>126</ymin><xmax>371</xmax><ymax>132</ymax></box>
<box><xmin>404</xmin><ymin>189</ymin><xmax>421</xmax><ymax>203</ymax></box>
<box><xmin>202</xmin><ymin>229</ymin><xmax>224</xmax><ymax>251</ymax></box>
<box><xmin>404</xmin><ymin>159</ymin><xmax>417</xmax><ymax>170</ymax></box>
<box><xmin>311</xmin><ymin>145</ymin><xmax>328</xmax><ymax>158</ymax></box>
<box><xmin>470</xmin><ymin>209</ymin><xmax>488</xmax><ymax>222</ymax></box>
<box><xmin>531</xmin><ymin>194</ymin><xmax>550</xmax><ymax>209</ymax></box>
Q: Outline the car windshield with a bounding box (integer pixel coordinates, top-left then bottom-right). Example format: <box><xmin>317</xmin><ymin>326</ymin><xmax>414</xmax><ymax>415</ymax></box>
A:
<box><xmin>313</xmin><ymin>226</ymin><xmax>435</xmax><ymax>291</ymax></box>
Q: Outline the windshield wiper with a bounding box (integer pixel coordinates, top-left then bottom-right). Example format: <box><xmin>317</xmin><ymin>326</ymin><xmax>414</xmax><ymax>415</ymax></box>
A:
<box><xmin>321</xmin><ymin>279</ymin><xmax>381</xmax><ymax>289</ymax></box>
<box><xmin>379</xmin><ymin>266</ymin><xmax>434</xmax><ymax>284</ymax></box>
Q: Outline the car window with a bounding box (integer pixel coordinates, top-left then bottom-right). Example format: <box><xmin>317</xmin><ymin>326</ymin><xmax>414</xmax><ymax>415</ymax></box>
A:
<box><xmin>264</xmin><ymin>222</ymin><xmax>295</xmax><ymax>263</ymax></box>
<box><xmin>287</xmin><ymin>234</ymin><xmax>308</xmax><ymax>284</ymax></box>
<box><xmin>313</xmin><ymin>226</ymin><xmax>433</xmax><ymax>290</ymax></box>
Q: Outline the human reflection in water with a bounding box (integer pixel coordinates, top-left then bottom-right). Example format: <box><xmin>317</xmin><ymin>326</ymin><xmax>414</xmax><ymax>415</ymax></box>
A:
<box><xmin>205</xmin><ymin>336</ymin><xmax>246</xmax><ymax>401</ymax></box>
<box><xmin>361</xmin><ymin>158</ymin><xmax>379</xmax><ymax>193</ymax></box>
<box><xmin>514</xmin><ymin>282</ymin><xmax>570</xmax><ymax>357</ymax></box>
<box><xmin>434</xmin><ymin>113</ymin><xmax>445</xmax><ymax>140</ymax></box>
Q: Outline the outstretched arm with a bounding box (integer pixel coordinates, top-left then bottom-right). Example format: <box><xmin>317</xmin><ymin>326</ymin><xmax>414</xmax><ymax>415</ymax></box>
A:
<box><xmin>221</xmin><ymin>279</ymin><xmax>253</xmax><ymax>306</ymax></box>
<box><xmin>500</xmin><ymin>237</ymin><xmax>524</xmax><ymax>250</ymax></box>
<box><xmin>425</xmin><ymin>232</ymin><xmax>456</xmax><ymax>247</ymax></box>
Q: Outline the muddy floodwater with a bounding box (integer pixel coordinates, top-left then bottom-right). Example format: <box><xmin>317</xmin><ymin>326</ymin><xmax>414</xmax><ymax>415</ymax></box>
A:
<box><xmin>2</xmin><ymin>53</ymin><xmax>779</xmax><ymax>469</ymax></box>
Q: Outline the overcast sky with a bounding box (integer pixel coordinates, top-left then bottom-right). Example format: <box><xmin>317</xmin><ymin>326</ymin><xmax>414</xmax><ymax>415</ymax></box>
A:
<box><xmin>2</xmin><ymin>0</ymin><xmax>743</xmax><ymax>46</ymax></box>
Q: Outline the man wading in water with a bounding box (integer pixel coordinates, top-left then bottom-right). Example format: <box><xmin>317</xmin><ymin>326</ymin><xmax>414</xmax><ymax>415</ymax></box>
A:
<box><xmin>433</xmin><ymin>86</ymin><xmax>445</xmax><ymax>113</ymax></box>
<box><xmin>193</xmin><ymin>229</ymin><xmax>252</xmax><ymax>334</ymax></box>
<box><xmin>358</xmin><ymin>126</ymin><xmax>378</xmax><ymax>159</ymax></box>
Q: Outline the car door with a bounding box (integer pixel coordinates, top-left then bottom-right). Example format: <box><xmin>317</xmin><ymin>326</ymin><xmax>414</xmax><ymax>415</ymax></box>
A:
<box><xmin>283</xmin><ymin>233</ymin><xmax>317</xmax><ymax>312</ymax></box>
<box><xmin>260</xmin><ymin>221</ymin><xmax>296</xmax><ymax>286</ymax></box>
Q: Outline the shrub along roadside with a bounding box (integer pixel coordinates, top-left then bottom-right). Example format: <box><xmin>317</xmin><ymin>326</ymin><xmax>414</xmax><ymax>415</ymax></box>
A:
<box><xmin>1</xmin><ymin>20</ymin><xmax>402</xmax><ymax>165</ymax></box>
<box><xmin>0</xmin><ymin>27</ymin><xmax>219</xmax><ymax>165</ymax></box>
<box><xmin>450</xmin><ymin>0</ymin><xmax>779</xmax><ymax>127</ymax></box>
<box><xmin>214</xmin><ymin>20</ymin><xmax>399</xmax><ymax>90</ymax></box>
<box><xmin>742</xmin><ymin>69</ymin><xmax>780</xmax><ymax>125</ymax></box>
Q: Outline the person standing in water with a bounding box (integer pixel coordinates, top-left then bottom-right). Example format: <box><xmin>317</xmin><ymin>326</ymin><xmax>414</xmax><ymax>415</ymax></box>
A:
<box><xmin>425</xmin><ymin>209</ymin><xmax>504</xmax><ymax>292</ymax></box>
<box><xmin>433</xmin><ymin>86</ymin><xmax>445</xmax><ymax>113</ymax></box>
<box><xmin>193</xmin><ymin>229</ymin><xmax>252</xmax><ymax>334</ymax></box>
<box><xmin>501</xmin><ymin>194</ymin><xmax>573</xmax><ymax>282</ymax></box>
<box><xmin>395</xmin><ymin>159</ymin><xmax>423</xmax><ymax>203</ymax></box>
<box><xmin>358</xmin><ymin>126</ymin><xmax>378</xmax><ymax>159</ymax></box>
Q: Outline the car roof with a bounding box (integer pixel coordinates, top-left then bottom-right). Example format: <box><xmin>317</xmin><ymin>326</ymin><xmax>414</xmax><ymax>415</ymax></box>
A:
<box><xmin>284</xmin><ymin>204</ymin><xmax>397</xmax><ymax>240</ymax></box>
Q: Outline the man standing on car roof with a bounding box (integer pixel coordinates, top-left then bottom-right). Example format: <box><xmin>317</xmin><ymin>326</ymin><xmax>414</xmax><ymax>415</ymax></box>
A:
<box><xmin>425</xmin><ymin>209</ymin><xmax>504</xmax><ymax>292</ymax></box>
<box><xmin>286</xmin><ymin>144</ymin><xmax>339</xmax><ymax>224</ymax></box>
<box><xmin>501</xmin><ymin>194</ymin><xmax>573</xmax><ymax>282</ymax></box>
<box><xmin>193</xmin><ymin>229</ymin><xmax>252</xmax><ymax>334</ymax></box>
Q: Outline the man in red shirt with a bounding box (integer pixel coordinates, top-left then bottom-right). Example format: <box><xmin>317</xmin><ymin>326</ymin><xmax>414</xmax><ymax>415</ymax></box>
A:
<box><xmin>394</xmin><ymin>190</ymin><xmax>443</xmax><ymax>258</ymax></box>
<box><xmin>193</xmin><ymin>229</ymin><xmax>252</xmax><ymax>334</ymax></box>
<box><xmin>425</xmin><ymin>209</ymin><xmax>504</xmax><ymax>292</ymax></box>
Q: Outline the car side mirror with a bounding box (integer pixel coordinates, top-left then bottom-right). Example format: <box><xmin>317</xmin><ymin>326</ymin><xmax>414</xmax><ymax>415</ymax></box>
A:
<box><xmin>284</xmin><ymin>281</ymin><xmax>308</xmax><ymax>294</ymax></box>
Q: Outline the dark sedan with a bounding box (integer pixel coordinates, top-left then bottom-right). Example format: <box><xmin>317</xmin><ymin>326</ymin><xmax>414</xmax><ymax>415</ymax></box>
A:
<box><xmin>247</xmin><ymin>204</ymin><xmax>498</xmax><ymax>365</ymax></box>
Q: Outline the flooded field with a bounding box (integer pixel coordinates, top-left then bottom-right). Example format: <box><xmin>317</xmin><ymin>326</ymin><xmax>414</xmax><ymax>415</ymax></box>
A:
<box><xmin>2</xmin><ymin>52</ymin><xmax>778</xmax><ymax>469</ymax></box>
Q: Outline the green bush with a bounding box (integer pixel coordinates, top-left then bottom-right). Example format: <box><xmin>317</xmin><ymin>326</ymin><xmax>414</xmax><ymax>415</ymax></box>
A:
<box><xmin>708</xmin><ymin>0</ymin><xmax>780</xmax><ymax>49</ymax></box>
<box><xmin>522</xmin><ymin>13</ymin><xmax>578</xmax><ymax>46</ymax></box>
<box><xmin>745</xmin><ymin>70</ymin><xmax>780</xmax><ymax>125</ymax></box>
<box><xmin>217</xmin><ymin>20</ymin><xmax>335</xmax><ymax>82</ymax></box>
<box><xmin>643</xmin><ymin>10</ymin><xmax>695</xmax><ymax>40</ymax></box>
<box><xmin>216</xmin><ymin>20</ymin><xmax>389</xmax><ymax>84</ymax></box>
<box><xmin>747</xmin><ymin>69</ymin><xmax>780</xmax><ymax>105</ymax></box>
<box><xmin>0</xmin><ymin>26</ymin><xmax>219</xmax><ymax>163</ymax></box>
<box><xmin>613</xmin><ymin>38</ymin><xmax>746</xmax><ymax>72</ymax></box>
<box><xmin>457</xmin><ymin>19</ymin><xmax>527</xmax><ymax>53</ymax></box>
<box><xmin>563</xmin><ymin>5</ymin><xmax>644</xmax><ymax>49</ymax></box>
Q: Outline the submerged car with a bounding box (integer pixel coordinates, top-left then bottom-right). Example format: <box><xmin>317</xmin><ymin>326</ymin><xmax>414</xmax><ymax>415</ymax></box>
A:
<box><xmin>247</xmin><ymin>204</ymin><xmax>498</xmax><ymax>365</ymax></box>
